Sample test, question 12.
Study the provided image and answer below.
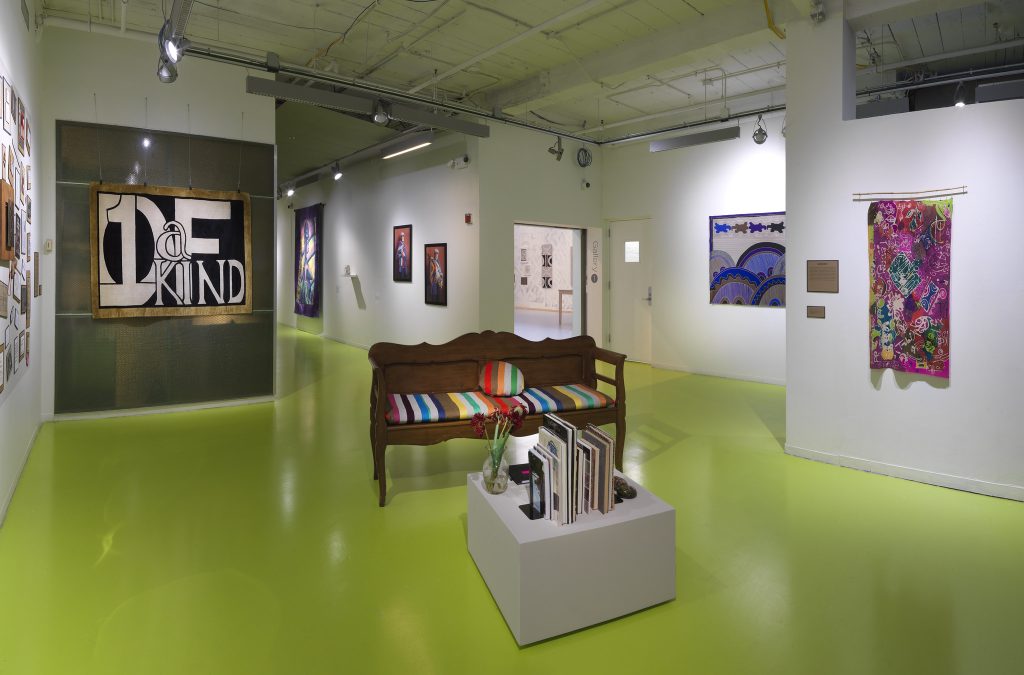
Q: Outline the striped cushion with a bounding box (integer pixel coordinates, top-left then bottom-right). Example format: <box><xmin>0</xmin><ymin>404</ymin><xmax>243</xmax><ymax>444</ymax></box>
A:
<box><xmin>493</xmin><ymin>384</ymin><xmax>613</xmax><ymax>415</ymax></box>
<box><xmin>386</xmin><ymin>391</ymin><xmax>498</xmax><ymax>425</ymax></box>
<box><xmin>479</xmin><ymin>361</ymin><xmax>525</xmax><ymax>397</ymax></box>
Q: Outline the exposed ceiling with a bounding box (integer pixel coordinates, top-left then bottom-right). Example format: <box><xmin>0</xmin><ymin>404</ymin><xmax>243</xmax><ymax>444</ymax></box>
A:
<box><xmin>39</xmin><ymin>0</ymin><xmax>1024</xmax><ymax>182</ymax></box>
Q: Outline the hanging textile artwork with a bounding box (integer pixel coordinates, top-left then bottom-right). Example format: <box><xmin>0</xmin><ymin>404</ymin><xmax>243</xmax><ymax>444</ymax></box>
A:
<box><xmin>868</xmin><ymin>199</ymin><xmax>951</xmax><ymax>378</ymax></box>
<box><xmin>90</xmin><ymin>184</ymin><xmax>252</xmax><ymax>318</ymax></box>
<box><xmin>709</xmin><ymin>211</ymin><xmax>786</xmax><ymax>306</ymax></box>
<box><xmin>294</xmin><ymin>203</ymin><xmax>323</xmax><ymax>317</ymax></box>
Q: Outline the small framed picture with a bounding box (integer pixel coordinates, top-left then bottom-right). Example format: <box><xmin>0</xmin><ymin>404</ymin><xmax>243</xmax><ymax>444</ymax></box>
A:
<box><xmin>424</xmin><ymin>243</ymin><xmax>447</xmax><ymax>306</ymax></box>
<box><xmin>2</xmin><ymin>78</ymin><xmax>12</xmax><ymax>134</ymax></box>
<box><xmin>393</xmin><ymin>224</ymin><xmax>412</xmax><ymax>282</ymax></box>
<box><xmin>16</xmin><ymin>96</ymin><xmax>25</xmax><ymax>156</ymax></box>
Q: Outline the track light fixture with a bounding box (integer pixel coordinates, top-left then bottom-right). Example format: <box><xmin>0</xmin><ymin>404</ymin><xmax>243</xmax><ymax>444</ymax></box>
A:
<box><xmin>752</xmin><ymin>115</ymin><xmax>768</xmax><ymax>144</ymax></box>
<box><xmin>332</xmin><ymin>164</ymin><xmax>343</xmax><ymax>180</ymax></box>
<box><xmin>373</xmin><ymin>102</ymin><xmax>390</xmax><ymax>125</ymax></box>
<box><xmin>156</xmin><ymin>18</ymin><xmax>189</xmax><ymax>82</ymax></box>
<box><xmin>548</xmin><ymin>137</ymin><xmax>564</xmax><ymax>161</ymax></box>
<box><xmin>157</xmin><ymin>56</ymin><xmax>178</xmax><ymax>83</ymax></box>
<box><xmin>286</xmin><ymin>186</ymin><xmax>295</xmax><ymax>197</ymax></box>
<box><xmin>953</xmin><ymin>81</ymin><xmax>966</xmax><ymax>108</ymax></box>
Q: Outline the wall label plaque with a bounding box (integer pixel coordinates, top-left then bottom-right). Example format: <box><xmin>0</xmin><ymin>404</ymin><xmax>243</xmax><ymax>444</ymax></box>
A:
<box><xmin>806</xmin><ymin>305</ymin><xmax>826</xmax><ymax>319</ymax></box>
<box><xmin>89</xmin><ymin>183</ymin><xmax>252</xmax><ymax>318</ymax></box>
<box><xmin>807</xmin><ymin>259</ymin><xmax>839</xmax><ymax>293</ymax></box>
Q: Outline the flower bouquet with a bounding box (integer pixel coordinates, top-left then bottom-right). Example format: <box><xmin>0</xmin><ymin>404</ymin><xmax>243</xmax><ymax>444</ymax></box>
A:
<box><xmin>471</xmin><ymin>407</ymin><xmax>525</xmax><ymax>494</ymax></box>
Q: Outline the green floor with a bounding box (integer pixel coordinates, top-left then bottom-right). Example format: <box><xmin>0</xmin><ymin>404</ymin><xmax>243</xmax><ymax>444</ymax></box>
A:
<box><xmin>1</xmin><ymin>326</ymin><xmax>1022</xmax><ymax>674</ymax></box>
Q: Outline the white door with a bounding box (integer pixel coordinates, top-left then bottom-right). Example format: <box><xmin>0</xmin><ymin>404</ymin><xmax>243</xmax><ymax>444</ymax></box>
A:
<box><xmin>610</xmin><ymin>219</ymin><xmax>652</xmax><ymax>363</ymax></box>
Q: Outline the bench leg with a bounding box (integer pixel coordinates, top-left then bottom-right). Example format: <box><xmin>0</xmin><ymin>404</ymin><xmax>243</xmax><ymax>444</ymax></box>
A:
<box><xmin>615</xmin><ymin>408</ymin><xmax>626</xmax><ymax>470</ymax></box>
<box><xmin>375</xmin><ymin>441</ymin><xmax>387</xmax><ymax>506</ymax></box>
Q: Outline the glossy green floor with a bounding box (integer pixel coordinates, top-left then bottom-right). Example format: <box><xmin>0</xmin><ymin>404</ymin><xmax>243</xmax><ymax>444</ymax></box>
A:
<box><xmin>1</xmin><ymin>327</ymin><xmax>1022</xmax><ymax>674</ymax></box>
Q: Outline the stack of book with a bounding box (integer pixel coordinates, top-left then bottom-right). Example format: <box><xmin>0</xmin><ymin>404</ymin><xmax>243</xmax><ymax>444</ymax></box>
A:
<box><xmin>526</xmin><ymin>413</ymin><xmax>616</xmax><ymax>524</ymax></box>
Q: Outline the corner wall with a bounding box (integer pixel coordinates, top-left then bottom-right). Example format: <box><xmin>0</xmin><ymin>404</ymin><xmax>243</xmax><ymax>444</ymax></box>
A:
<box><xmin>602</xmin><ymin>119</ymin><xmax>787</xmax><ymax>384</ymax></box>
<box><xmin>38</xmin><ymin>28</ymin><xmax>275</xmax><ymax>417</ymax></box>
<box><xmin>0</xmin><ymin>0</ymin><xmax>41</xmax><ymax>524</ymax></box>
<box><xmin>785</xmin><ymin>13</ymin><xmax>1024</xmax><ymax>499</ymax></box>
<box><xmin>281</xmin><ymin>136</ymin><xmax>480</xmax><ymax>348</ymax></box>
<box><xmin>477</xmin><ymin>125</ymin><xmax>603</xmax><ymax>334</ymax></box>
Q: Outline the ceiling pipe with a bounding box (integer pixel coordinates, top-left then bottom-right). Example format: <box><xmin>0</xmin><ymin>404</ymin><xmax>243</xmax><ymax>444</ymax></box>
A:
<box><xmin>763</xmin><ymin>0</ymin><xmax>785</xmax><ymax>40</ymax></box>
<box><xmin>43</xmin><ymin>15</ymin><xmax>153</xmax><ymax>43</ymax></box>
<box><xmin>407</xmin><ymin>0</ymin><xmax>606</xmax><ymax>94</ymax></box>
<box><xmin>866</xmin><ymin>36</ymin><xmax>1024</xmax><ymax>74</ymax></box>
<box><xmin>595</xmin><ymin>84</ymin><xmax>785</xmax><ymax>132</ymax></box>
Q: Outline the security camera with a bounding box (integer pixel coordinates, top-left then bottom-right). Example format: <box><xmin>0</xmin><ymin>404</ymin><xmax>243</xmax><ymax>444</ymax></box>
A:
<box><xmin>448</xmin><ymin>154</ymin><xmax>470</xmax><ymax>169</ymax></box>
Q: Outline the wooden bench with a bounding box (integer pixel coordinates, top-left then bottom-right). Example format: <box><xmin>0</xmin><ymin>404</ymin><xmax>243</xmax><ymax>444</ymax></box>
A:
<box><xmin>368</xmin><ymin>331</ymin><xmax>626</xmax><ymax>506</ymax></box>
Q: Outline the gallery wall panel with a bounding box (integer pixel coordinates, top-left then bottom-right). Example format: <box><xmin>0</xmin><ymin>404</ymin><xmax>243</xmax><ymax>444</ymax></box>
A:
<box><xmin>55</xmin><ymin>120</ymin><xmax>275</xmax><ymax>413</ymax></box>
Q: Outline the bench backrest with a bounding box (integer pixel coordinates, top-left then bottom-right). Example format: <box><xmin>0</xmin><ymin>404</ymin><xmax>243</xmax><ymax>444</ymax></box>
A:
<box><xmin>369</xmin><ymin>331</ymin><xmax>597</xmax><ymax>395</ymax></box>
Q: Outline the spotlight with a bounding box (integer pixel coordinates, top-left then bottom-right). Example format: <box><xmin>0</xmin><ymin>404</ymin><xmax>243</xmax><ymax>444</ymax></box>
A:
<box><xmin>286</xmin><ymin>186</ymin><xmax>295</xmax><ymax>197</ymax></box>
<box><xmin>332</xmin><ymin>164</ymin><xmax>343</xmax><ymax>181</ymax></box>
<box><xmin>157</xmin><ymin>56</ymin><xmax>178</xmax><ymax>83</ymax></box>
<box><xmin>953</xmin><ymin>81</ymin><xmax>966</xmax><ymax>108</ymax></box>
<box><xmin>547</xmin><ymin>137</ymin><xmax>564</xmax><ymax>161</ymax></box>
<box><xmin>142</xmin><ymin>137</ymin><xmax>151</xmax><ymax>148</ymax></box>
<box><xmin>159</xmin><ymin>19</ymin><xmax>190</xmax><ymax>64</ymax></box>
<box><xmin>752</xmin><ymin>114</ymin><xmax>768</xmax><ymax>144</ymax></box>
<box><xmin>373</xmin><ymin>102</ymin><xmax>390</xmax><ymax>125</ymax></box>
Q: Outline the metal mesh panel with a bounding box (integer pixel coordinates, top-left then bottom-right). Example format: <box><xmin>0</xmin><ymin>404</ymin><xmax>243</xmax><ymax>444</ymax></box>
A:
<box><xmin>55</xmin><ymin>120</ymin><xmax>275</xmax><ymax>413</ymax></box>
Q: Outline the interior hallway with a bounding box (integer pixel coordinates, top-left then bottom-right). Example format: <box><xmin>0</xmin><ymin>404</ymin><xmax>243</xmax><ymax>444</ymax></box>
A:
<box><xmin>0</xmin><ymin>326</ymin><xmax>1021</xmax><ymax>674</ymax></box>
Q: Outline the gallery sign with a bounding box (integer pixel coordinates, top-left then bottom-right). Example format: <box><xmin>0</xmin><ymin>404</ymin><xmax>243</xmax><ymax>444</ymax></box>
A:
<box><xmin>90</xmin><ymin>183</ymin><xmax>252</xmax><ymax>318</ymax></box>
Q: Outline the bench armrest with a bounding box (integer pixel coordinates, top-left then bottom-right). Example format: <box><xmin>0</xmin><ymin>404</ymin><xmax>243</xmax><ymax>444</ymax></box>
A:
<box><xmin>592</xmin><ymin>347</ymin><xmax>626</xmax><ymax>408</ymax></box>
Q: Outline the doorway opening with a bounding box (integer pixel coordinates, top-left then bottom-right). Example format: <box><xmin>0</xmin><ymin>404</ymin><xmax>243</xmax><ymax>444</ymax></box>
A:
<box><xmin>513</xmin><ymin>224</ymin><xmax>585</xmax><ymax>341</ymax></box>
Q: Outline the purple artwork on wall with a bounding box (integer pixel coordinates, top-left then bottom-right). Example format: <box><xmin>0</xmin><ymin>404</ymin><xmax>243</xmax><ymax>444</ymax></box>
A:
<box><xmin>294</xmin><ymin>203</ymin><xmax>323</xmax><ymax>318</ymax></box>
<box><xmin>869</xmin><ymin>199</ymin><xmax>952</xmax><ymax>378</ymax></box>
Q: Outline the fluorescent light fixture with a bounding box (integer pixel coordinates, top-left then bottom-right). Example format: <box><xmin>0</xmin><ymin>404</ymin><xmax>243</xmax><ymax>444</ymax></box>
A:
<box><xmin>649</xmin><ymin>126</ymin><xmax>740</xmax><ymax>152</ymax></box>
<box><xmin>381</xmin><ymin>132</ymin><xmax>434</xmax><ymax>160</ymax></box>
<box><xmin>383</xmin><ymin>142</ymin><xmax>431</xmax><ymax>159</ymax></box>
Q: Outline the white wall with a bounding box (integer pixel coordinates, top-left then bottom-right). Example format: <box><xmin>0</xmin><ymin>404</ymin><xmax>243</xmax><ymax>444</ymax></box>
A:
<box><xmin>281</xmin><ymin>135</ymin><xmax>480</xmax><ymax>348</ymax></box>
<box><xmin>478</xmin><ymin>124</ymin><xmax>603</xmax><ymax>337</ymax></box>
<box><xmin>602</xmin><ymin>119</ymin><xmax>787</xmax><ymax>384</ymax></box>
<box><xmin>0</xmin><ymin>0</ymin><xmax>41</xmax><ymax>524</ymax></box>
<box><xmin>785</xmin><ymin>13</ymin><xmax>1024</xmax><ymax>499</ymax></box>
<box><xmin>38</xmin><ymin>27</ymin><xmax>275</xmax><ymax>417</ymax></box>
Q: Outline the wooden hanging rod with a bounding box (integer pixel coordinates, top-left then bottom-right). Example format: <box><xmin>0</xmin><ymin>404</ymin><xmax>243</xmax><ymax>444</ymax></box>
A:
<box><xmin>852</xmin><ymin>186</ymin><xmax>968</xmax><ymax>202</ymax></box>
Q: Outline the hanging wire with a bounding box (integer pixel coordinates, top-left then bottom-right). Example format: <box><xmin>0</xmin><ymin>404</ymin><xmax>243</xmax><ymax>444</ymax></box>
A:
<box><xmin>94</xmin><ymin>93</ymin><xmax>103</xmax><ymax>184</ymax></box>
<box><xmin>187</xmin><ymin>103</ymin><xmax>192</xmax><ymax>189</ymax></box>
<box><xmin>236</xmin><ymin>111</ymin><xmax>244</xmax><ymax>192</ymax></box>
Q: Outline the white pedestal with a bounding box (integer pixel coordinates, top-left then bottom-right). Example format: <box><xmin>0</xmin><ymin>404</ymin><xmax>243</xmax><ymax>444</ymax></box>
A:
<box><xmin>467</xmin><ymin>472</ymin><xmax>676</xmax><ymax>645</ymax></box>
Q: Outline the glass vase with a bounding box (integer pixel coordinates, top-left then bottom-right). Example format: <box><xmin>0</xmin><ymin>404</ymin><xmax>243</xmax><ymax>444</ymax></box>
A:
<box><xmin>482</xmin><ymin>451</ymin><xmax>510</xmax><ymax>495</ymax></box>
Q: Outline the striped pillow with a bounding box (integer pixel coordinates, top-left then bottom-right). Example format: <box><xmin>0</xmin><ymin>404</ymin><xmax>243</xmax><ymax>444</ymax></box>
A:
<box><xmin>479</xmin><ymin>360</ymin><xmax>525</xmax><ymax>397</ymax></box>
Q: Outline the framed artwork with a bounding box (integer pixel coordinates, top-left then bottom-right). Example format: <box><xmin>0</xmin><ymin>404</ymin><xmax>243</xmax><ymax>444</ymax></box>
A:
<box><xmin>869</xmin><ymin>199</ymin><xmax>951</xmax><ymax>378</ymax></box>
<box><xmin>424</xmin><ymin>243</ymin><xmax>447</xmax><ymax>306</ymax></box>
<box><xmin>294</xmin><ymin>203</ymin><xmax>323</xmax><ymax>318</ymax></box>
<box><xmin>16</xmin><ymin>96</ymin><xmax>25</xmax><ymax>156</ymax></box>
<box><xmin>709</xmin><ymin>210</ymin><xmax>786</xmax><ymax>306</ymax></box>
<box><xmin>393</xmin><ymin>224</ymin><xmax>412</xmax><ymax>282</ymax></box>
<box><xmin>2</xmin><ymin>78</ymin><xmax>11</xmax><ymax>134</ymax></box>
<box><xmin>89</xmin><ymin>183</ymin><xmax>253</xmax><ymax>318</ymax></box>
